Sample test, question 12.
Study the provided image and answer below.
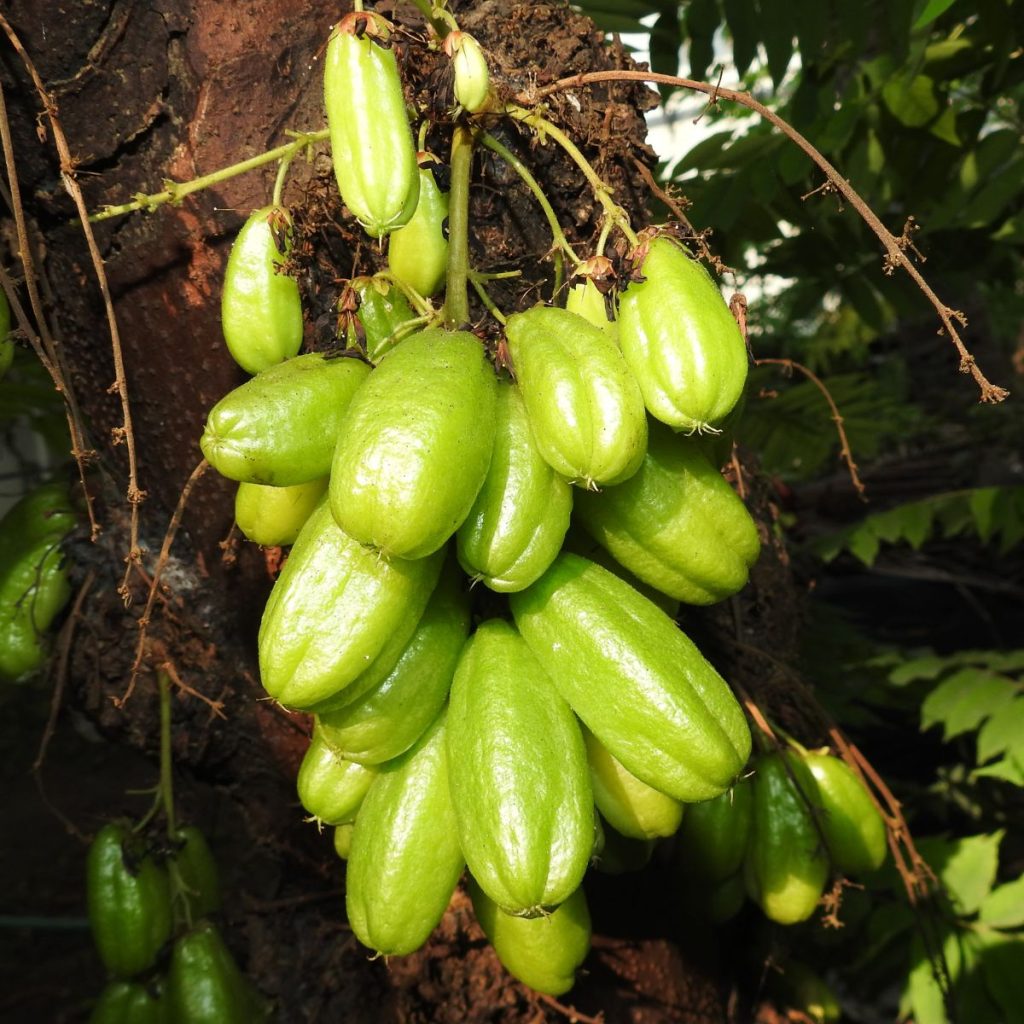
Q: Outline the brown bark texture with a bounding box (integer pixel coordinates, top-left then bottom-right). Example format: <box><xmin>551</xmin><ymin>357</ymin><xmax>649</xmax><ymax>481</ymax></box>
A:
<box><xmin>0</xmin><ymin>1</ymin><xmax>804</xmax><ymax>1020</ymax></box>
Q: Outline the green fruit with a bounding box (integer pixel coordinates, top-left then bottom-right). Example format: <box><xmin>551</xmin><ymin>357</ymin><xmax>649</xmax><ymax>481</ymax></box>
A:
<box><xmin>346</xmin><ymin>276</ymin><xmax>416</xmax><ymax>362</ymax></box>
<box><xmin>388</xmin><ymin>160</ymin><xmax>449</xmax><ymax>298</ymax></box>
<box><xmin>296</xmin><ymin>726</ymin><xmax>377</xmax><ymax>825</ymax></box>
<box><xmin>510</xmin><ymin>553</ymin><xmax>751</xmax><ymax>802</ymax></box>
<box><xmin>592</xmin><ymin>820</ymin><xmax>655</xmax><ymax>875</ymax></box>
<box><xmin>330</xmin><ymin>329</ymin><xmax>497</xmax><ymax>559</ymax></box>
<box><xmin>618</xmin><ymin>236</ymin><xmax>748</xmax><ymax>432</ymax></box>
<box><xmin>676</xmin><ymin>779</ymin><xmax>752</xmax><ymax>882</ymax></box>
<box><xmin>447</xmin><ymin>32</ymin><xmax>490</xmax><ymax>113</ymax></box>
<box><xmin>773</xmin><ymin>960</ymin><xmax>842</xmax><ymax>1024</ymax></box>
<box><xmin>447</xmin><ymin>620</ymin><xmax>593</xmax><ymax>916</ymax></box>
<box><xmin>456</xmin><ymin>380</ymin><xmax>572</xmax><ymax>592</ymax></box>
<box><xmin>346</xmin><ymin>711</ymin><xmax>464</xmax><ymax>956</ymax></box>
<box><xmin>801</xmin><ymin>751</ymin><xmax>887</xmax><ymax>875</ymax></box>
<box><xmin>87</xmin><ymin>823</ymin><xmax>172</xmax><ymax>979</ymax></box>
<box><xmin>171</xmin><ymin>826</ymin><xmax>221</xmax><ymax>922</ymax></box>
<box><xmin>333</xmin><ymin>823</ymin><xmax>354</xmax><ymax>860</ymax></box>
<box><xmin>583</xmin><ymin>725</ymin><xmax>684</xmax><ymax>840</ymax></box>
<box><xmin>167</xmin><ymin>922</ymin><xmax>267</xmax><ymax>1023</ymax></box>
<box><xmin>258</xmin><ymin>501</ymin><xmax>444</xmax><ymax>711</ymax></box>
<box><xmin>744</xmin><ymin>751</ymin><xmax>828</xmax><ymax>925</ymax></box>
<box><xmin>220</xmin><ymin>205</ymin><xmax>303</xmax><ymax>374</ymax></box>
<box><xmin>316</xmin><ymin>561</ymin><xmax>470</xmax><ymax>764</ymax></box>
<box><xmin>706</xmin><ymin>872</ymin><xmax>746</xmax><ymax>923</ymax></box>
<box><xmin>505</xmin><ymin>306</ymin><xmax>647</xmax><ymax>487</ymax></box>
<box><xmin>575</xmin><ymin>420</ymin><xmax>759</xmax><ymax>606</ymax></box>
<box><xmin>324</xmin><ymin>14</ymin><xmax>419</xmax><ymax>236</ymax></box>
<box><xmin>201</xmin><ymin>353</ymin><xmax>370</xmax><ymax>486</ymax></box>
<box><xmin>469</xmin><ymin>877</ymin><xmax>591</xmax><ymax>996</ymax></box>
<box><xmin>89</xmin><ymin>980</ymin><xmax>169</xmax><ymax>1024</ymax></box>
<box><xmin>234</xmin><ymin>478</ymin><xmax>327</xmax><ymax>547</ymax></box>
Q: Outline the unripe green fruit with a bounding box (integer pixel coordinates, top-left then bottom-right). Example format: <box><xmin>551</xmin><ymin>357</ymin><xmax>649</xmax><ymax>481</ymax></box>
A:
<box><xmin>234</xmin><ymin>478</ymin><xmax>327</xmax><ymax>547</ymax></box>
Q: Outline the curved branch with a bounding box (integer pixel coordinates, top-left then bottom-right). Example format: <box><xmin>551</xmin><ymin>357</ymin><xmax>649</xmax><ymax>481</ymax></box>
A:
<box><xmin>518</xmin><ymin>70</ymin><xmax>1008</xmax><ymax>405</ymax></box>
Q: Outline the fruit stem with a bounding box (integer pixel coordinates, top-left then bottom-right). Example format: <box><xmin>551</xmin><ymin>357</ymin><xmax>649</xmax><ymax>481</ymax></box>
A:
<box><xmin>89</xmin><ymin>129</ymin><xmax>331</xmax><ymax>223</ymax></box>
<box><xmin>504</xmin><ymin>104</ymin><xmax>639</xmax><ymax>248</ymax></box>
<box><xmin>272</xmin><ymin>145</ymin><xmax>296</xmax><ymax>207</ymax></box>
<box><xmin>468</xmin><ymin>274</ymin><xmax>506</xmax><ymax>325</ymax></box>
<box><xmin>157</xmin><ymin>670</ymin><xmax>177</xmax><ymax>839</ymax></box>
<box><xmin>441</xmin><ymin>124</ymin><xmax>474</xmax><ymax>328</ymax></box>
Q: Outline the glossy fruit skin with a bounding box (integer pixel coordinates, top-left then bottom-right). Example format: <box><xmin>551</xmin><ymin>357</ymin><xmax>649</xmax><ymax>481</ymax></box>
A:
<box><xmin>296</xmin><ymin>726</ymin><xmax>377</xmax><ymax>825</ymax></box>
<box><xmin>575</xmin><ymin>420</ymin><xmax>760</xmax><ymax>606</ymax></box>
<box><xmin>469</xmin><ymin>877</ymin><xmax>591</xmax><ymax>996</ymax></box>
<box><xmin>324</xmin><ymin>16</ymin><xmax>419</xmax><ymax>237</ymax></box>
<box><xmin>506</xmin><ymin>306</ymin><xmax>647</xmax><ymax>487</ymax></box>
<box><xmin>87</xmin><ymin>823</ymin><xmax>173</xmax><ymax>979</ymax></box>
<box><xmin>618</xmin><ymin>236</ymin><xmax>748</xmax><ymax>432</ymax></box>
<box><xmin>221</xmin><ymin>205</ymin><xmax>303</xmax><ymax>374</ymax></box>
<box><xmin>346</xmin><ymin>711</ymin><xmax>464</xmax><ymax>956</ymax></box>
<box><xmin>510</xmin><ymin>553</ymin><xmax>751</xmax><ymax>803</ymax></box>
<box><xmin>333</xmin><ymin>823</ymin><xmax>354</xmax><ymax>860</ymax></box>
<box><xmin>330</xmin><ymin>329</ymin><xmax>497</xmax><ymax>559</ymax></box>
<box><xmin>258</xmin><ymin>500</ymin><xmax>444</xmax><ymax>711</ymax></box>
<box><xmin>448</xmin><ymin>32</ymin><xmax>490</xmax><ymax>113</ymax></box>
<box><xmin>349</xmin><ymin>276</ymin><xmax>415</xmax><ymax>362</ymax></box>
<box><xmin>583</xmin><ymin>725</ymin><xmax>684</xmax><ymax>840</ymax></box>
<box><xmin>744</xmin><ymin>752</ymin><xmax>828</xmax><ymax>925</ymax></box>
<box><xmin>456</xmin><ymin>380</ymin><xmax>572</xmax><ymax>592</ymax></box>
<box><xmin>0</xmin><ymin>483</ymin><xmax>76</xmax><ymax>681</ymax></box>
<box><xmin>171</xmin><ymin>826</ymin><xmax>221</xmax><ymax>922</ymax></box>
<box><xmin>201</xmin><ymin>353</ymin><xmax>370</xmax><ymax>486</ymax></box>
<box><xmin>447</xmin><ymin>620</ymin><xmax>593</xmax><ymax>916</ymax></box>
<box><xmin>89</xmin><ymin>980</ymin><xmax>169</xmax><ymax>1024</ymax></box>
<box><xmin>234</xmin><ymin>478</ymin><xmax>327</xmax><ymax>547</ymax></box>
<box><xmin>388</xmin><ymin>162</ymin><xmax>449</xmax><ymax>298</ymax></box>
<box><xmin>677</xmin><ymin>779</ymin><xmax>752</xmax><ymax>882</ymax></box>
<box><xmin>316</xmin><ymin>561</ymin><xmax>470</xmax><ymax>764</ymax></box>
<box><xmin>801</xmin><ymin>751</ymin><xmax>887</xmax><ymax>874</ymax></box>
<box><xmin>167</xmin><ymin>922</ymin><xmax>267</xmax><ymax>1023</ymax></box>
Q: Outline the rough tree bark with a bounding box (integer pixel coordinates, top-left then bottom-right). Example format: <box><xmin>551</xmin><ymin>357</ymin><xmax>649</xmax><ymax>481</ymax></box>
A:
<box><xmin>2</xmin><ymin>1</ymin><xmax>803</xmax><ymax>1020</ymax></box>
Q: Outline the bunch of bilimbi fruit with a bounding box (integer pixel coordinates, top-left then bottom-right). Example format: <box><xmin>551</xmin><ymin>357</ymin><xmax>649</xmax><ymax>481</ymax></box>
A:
<box><xmin>199</xmin><ymin>10</ymin><xmax>887</xmax><ymax>996</ymax></box>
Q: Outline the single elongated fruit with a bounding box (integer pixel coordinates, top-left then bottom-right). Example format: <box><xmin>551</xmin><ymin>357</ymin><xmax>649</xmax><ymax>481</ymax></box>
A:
<box><xmin>345</xmin><ymin>276</ymin><xmax>415</xmax><ymax>362</ymax></box>
<box><xmin>297</xmin><ymin>727</ymin><xmax>377</xmax><ymax>825</ymax></box>
<box><xmin>618</xmin><ymin>236</ymin><xmax>748</xmax><ymax>432</ymax></box>
<box><xmin>0</xmin><ymin>482</ymin><xmax>76</xmax><ymax>681</ymax></box>
<box><xmin>677</xmin><ymin>779</ymin><xmax>753</xmax><ymax>882</ymax></box>
<box><xmin>510</xmin><ymin>553</ymin><xmax>751</xmax><ymax>802</ymax></box>
<box><xmin>706</xmin><ymin>872</ymin><xmax>746</xmax><ymax>923</ymax></box>
<box><xmin>221</xmin><ymin>205</ymin><xmax>303</xmax><ymax>374</ymax></box>
<box><xmin>316</xmin><ymin>562</ymin><xmax>470</xmax><ymax>764</ymax></box>
<box><xmin>575</xmin><ymin>421</ymin><xmax>760</xmax><ymax>605</ymax></box>
<box><xmin>330</xmin><ymin>329</ymin><xmax>496</xmax><ymax>559</ymax></box>
<box><xmin>506</xmin><ymin>306</ymin><xmax>647</xmax><ymax>487</ymax></box>
<box><xmin>167</xmin><ymin>922</ymin><xmax>267</xmax><ymax>1023</ymax></box>
<box><xmin>333</xmin><ymin>823</ymin><xmax>354</xmax><ymax>860</ymax></box>
<box><xmin>583</xmin><ymin>725</ymin><xmax>684</xmax><ymax>840</ymax></box>
<box><xmin>201</xmin><ymin>353</ymin><xmax>370</xmax><ymax>486</ymax></box>
<box><xmin>447</xmin><ymin>620</ymin><xmax>593</xmax><ymax>915</ymax></box>
<box><xmin>171</xmin><ymin>826</ymin><xmax>221</xmax><ymax>922</ymax></box>
<box><xmin>800</xmin><ymin>751</ymin><xmax>887</xmax><ymax>875</ymax></box>
<box><xmin>446</xmin><ymin>32</ymin><xmax>490</xmax><ymax>112</ymax></box>
<box><xmin>388</xmin><ymin>159</ymin><xmax>449</xmax><ymax>298</ymax></box>
<box><xmin>346</xmin><ymin>712</ymin><xmax>464</xmax><ymax>956</ymax></box>
<box><xmin>258</xmin><ymin>501</ymin><xmax>444</xmax><ymax>710</ymax></box>
<box><xmin>89</xmin><ymin>980</ymin><xmax>169</xmax><ymax>1024</ymax></box>
<box><xmin>87</xmin><ymin>823</ymin><xmax>172</xmax><ymax>978</ymax></box>
<box><xmin>469</xmin><ymin>877</ymin><xmax>591</xmax><ymax>996</ymax></box>
<box><xmin>456</xmin><ymin>380</ymin><xmax>572</xmax><ymax>592</ymax></box>
<box><xmin>324</xmin><ymin>14</ymin><xmax>419</xmax><ymax>236</ymax></box>
<box><xmin>234</xmin><ymin>478</ymin><xmax>327</xmax><ymax>547</ymax></box>
<box><xmin>744</xmin><ymin>752</ymin><xmax>828</xmax><ymax>925</ymax></box>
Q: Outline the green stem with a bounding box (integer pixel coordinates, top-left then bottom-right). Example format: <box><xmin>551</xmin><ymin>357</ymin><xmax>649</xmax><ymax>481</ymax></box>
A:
<box><xmin>272</xmin><ymin>147</ymin><xmax>296</xmax><ymax>207</ymax></box>
<box><xmin>469</xmin><ymin>276</ymin><xmax>507</xmax><ymax>325</ymax></box>
<box><xmin>441</xmin><ymin>125</ymin><xmax>474</xmax><ymax>328</ymax></box>
<box><xmin>479</xmin><ymin>132</ymin><xmax>581</xmax><ymax>269</ymax></box>
<box><xmin>505</xmin><ymin>104</ymin><xmax>639</xmax><ymax>248</ymax></box>
<box><xmin>375</xmin><ymin>271</ymin><xmax>434</xmax><ymax>318</ymax></box>
<box><xmin>158</xmin><ymin>671</ymin><xmax>176</xmax><ymax>838</ymax></box>
<box><xmin>90</xmin><ymin>129</ymin><xmax>330</xmax><ymax>223</ymax></box>
<box><xmin>408</xmin><ymin>0</ymin><xmax>448</xmax><ymax>35</ymax></box>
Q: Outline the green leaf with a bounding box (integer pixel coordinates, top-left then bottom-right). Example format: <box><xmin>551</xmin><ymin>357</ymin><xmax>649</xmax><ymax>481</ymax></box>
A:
<box><xmin>979</xmin><ymin>874</ymin><xmax>1024</xmax><ymax>930</ymax></box>
<box><xmin>686</xmin><ymin>0</ymin><xmax>720</xmax><ymax>81</ymax></box>
<box><xmin>928</xmin><ymin>106</ymin><xmax>960</xmax><ymax>146</ymax></box>
<box><xmin>722</xmin><ymin>0</ymin><xmax>758</xmax><ymax>76</ymax></box>
<box><xmin>920</xmin><ymin>668</ymin><xmax>1016</xmax><ymax>740</ymax></box>
<box><xmin>906</xmin><ymin>927</ymin><xmax>961</xmax><ymax>1024</ymax></box>
<box><xmin>916</xmin><ymin>833</ymin><xmax>1003</xmax><ymax>915</ymax></box>
<box><xmin>979</xmin><ymin>935</ymin><xmax>1024</xmax><ymax>1021</ymax></box>
<box><xmin>889</xmin><ymin>653</ymin><xmax>947</xmax><ymax>686</ymax></box>
<box><xmin>882</xmin><ymin>74</ymin><xmax>940</xmax><ymax>127</ymax></box>
<box><xmin>847</xmin><ymin>524</ymin><xmax>881</xmax><ymax>566</ymax></box>
<box><xmin>977</xmin><ymin>697</ymin><xmax>1024</xmax><ymax>765</ymax></box>
<box><xmin>913</xmin><ymin>0</ymin><xmax>959</xmax><ymax>30</ymax></box>
<box><xmin>973</xmin><ymin>757</ymin><xmax>1024</xmax><ymax>786</ymax></box>
<box><xmin>794</xmin><ymin>0</ymin><xmax>828</xmax><ymax>63</ymax></box>
<box><xmin>759</xmin><ymin>0</ymin><xmax>796</xmax><ymax>85</ymax></box>
<box><xmin>969</xmin><ymin>488</ymin><xmax>999</xmax><ymax>542</ymax></box>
